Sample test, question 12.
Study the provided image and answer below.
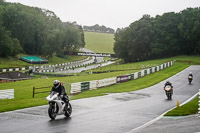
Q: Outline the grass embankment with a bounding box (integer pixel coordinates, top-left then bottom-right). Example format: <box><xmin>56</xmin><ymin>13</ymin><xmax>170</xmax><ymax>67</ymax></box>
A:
<box><xmin>47</xmin><ymin>56</ymin><xmax>87</xmax><ymax>65</ymax></box>
<box><xmin>85</xmin><ymin>58</ymin><xmax>168</xmax><ymax>73</ymax></box>
<box><xmin>0</xmin><ymin>56</ymin><xmax>199</xmax><ymax>112</ymax></box>
<box><xmin>84</xmin><ymin>32</ymin><xmax>114</xmax><ymax>53</ymax></box>
<box><xmin>0</xmin><ymin>55</ymin><xmax>87</xmax><ymax>69</ymax></box>
<box><xmin>164</xmin><ymin>97</ymin><xmax>199</xmax><ymax>116</ymax></box>
<box><xmin>72</xmin><ymin>61</ymin><xmax>189</xmax><ymax>100</ymax></box>
<box><xmin>0</xmin><ymin>57</ymin><xmax>28</xmax><ymax>69</ymax></box>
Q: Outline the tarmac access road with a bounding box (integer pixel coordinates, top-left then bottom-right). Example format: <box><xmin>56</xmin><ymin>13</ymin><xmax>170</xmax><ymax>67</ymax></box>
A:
<box><xmin>0</xmin><ymin>65</ymin><xmax>200</xmax><ymax>133</ymax></box>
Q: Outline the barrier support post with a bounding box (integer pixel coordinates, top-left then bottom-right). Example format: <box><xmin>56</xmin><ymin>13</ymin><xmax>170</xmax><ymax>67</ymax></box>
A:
<box><xmin>33</xmin><ymin>87</ymin><xmax>35</xmax><ymax>98</ymax></box>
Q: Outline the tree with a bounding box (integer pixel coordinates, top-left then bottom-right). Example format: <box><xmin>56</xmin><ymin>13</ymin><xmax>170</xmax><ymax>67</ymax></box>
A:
<box><xmin>42</xmin><ymin>29</ymin><xmax>63</xmax><ymax>58</ymax></box>
<box><xmin>151</xmin><ymin>12</ymin><xmax>181</xmax><ymax>58</ymax></box>
<box><xmin>114</xmin><ymin>8</ymin><xmax>200</xmax><ymax>62</ymax></box>
<box><xmin>178</xmin><ymin>8</ymin><xmax>200</xmax><ymax>55</ymax></box>
<box><xmin>114</xmin><ymin>28</ymin><xmax>130</xmax><ymax>62</ymax></box>
<box><xmin>0</xmin><ymin>4</ymin><xmax>21</xmax><ymax>57</ymax></box>
<box><xmin>1</xmin><ymin>2</ymin><xmax>85</xmax><ymax>58</ymax></box>
<box><xmin>83</xmin><ymin>24</ymin><xmax>115</xmax><ymax>34</ymax></box>
<box><xmin>114</xmin><ymin>15</ymin><xmax>153</xmax><ymax>62</ymax></box>
<box><xmin>62</xmin><ymin>23</ymin><xmax>82</xmax><ymax>54</ymax></box>
<box><xmin>128</xmin><ymin>15</ymin><xmax>153</xmax><ymax>61</ymax></box>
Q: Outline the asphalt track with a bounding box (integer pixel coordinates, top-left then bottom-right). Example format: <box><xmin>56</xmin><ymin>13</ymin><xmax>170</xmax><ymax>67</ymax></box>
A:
<box><xmin>0</xmin><ymin>65</ymin><xmax>200</xmax><ymax>133</ymax></box>
<box><xmin>131</xmin><ymin>115</ymin><xmax>200</xmax><ymax>133</ymax></box>
<box><xmin>56</xmin><ymin>48</ymin><xmax>115</xmax><ymax>73</ymax></box>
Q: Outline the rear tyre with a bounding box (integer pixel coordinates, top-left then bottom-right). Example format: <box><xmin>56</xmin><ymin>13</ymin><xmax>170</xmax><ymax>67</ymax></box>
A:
<box><xmin>64</xmin><ymin>103</ymin><xmax>72</xmax><ymax>117</ymax></box>
<box><xmin>167</xmin><ymin>93</ymin><xmax>170</xmax><ymax>100</ymax></box>
<box><xmin>166</xmin><ymin>91</ymin><xmax>171</xmax><ymax>100</ymax></box>
<box><xmin>169</xmin><ymin>93</ymin><xmax>172</xmax><ymax>100</ymax></box>
<box><xmin>48</xmin><ymin>103</ymin><xmax>57</xmax><ymax>120</ymax></box>
<box><xmin>188</xmin><ymin>79</ymin><xmax>192</xmax><ymax>85</ymax></box>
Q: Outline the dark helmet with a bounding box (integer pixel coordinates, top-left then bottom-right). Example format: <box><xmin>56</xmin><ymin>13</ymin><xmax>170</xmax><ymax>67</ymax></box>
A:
<box><xmin>166</xmin><ymin>81</ymin><xmax>170</xmax><ymax>84</ymax></box>
<box><xmin>53</xmin><ymin>80</ymin><xmax>60</xmax><ymax>89</ymax></box>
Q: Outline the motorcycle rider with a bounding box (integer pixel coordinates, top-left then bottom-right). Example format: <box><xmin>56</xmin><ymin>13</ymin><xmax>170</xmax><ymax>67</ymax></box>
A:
<box><xmin>51</xmin><ymin>80</ymin><xmax>69</xmax><ymax>104</ymax></box>
<box><xmin>164</xmin><ymin>81</ymin><xmax>173</xmax><ymax>93</ymax></box>
<box><xmin>188</xmin><ymin>72</ymin><xmax>193</xmax><ymax>84</ymax></box>
<box><xmin>188</xmin><ymin>72</ymin><xmax>193</xmax><ymax>79</ymax></box>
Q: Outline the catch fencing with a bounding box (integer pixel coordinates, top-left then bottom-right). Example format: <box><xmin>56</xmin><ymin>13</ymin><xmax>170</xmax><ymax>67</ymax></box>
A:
<box><xmin>71</xmin><ymin>61</ymin><xmax>174</xmax><ymax>94</ymax></box>
<box><xmin>0</xmin><ymin>89</ymin><xmax>14</xmax><ymax>99</ymax></box>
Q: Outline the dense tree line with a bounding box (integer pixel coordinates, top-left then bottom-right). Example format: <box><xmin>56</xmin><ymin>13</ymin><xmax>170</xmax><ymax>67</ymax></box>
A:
<box><xmin>114</xmin><ymin>8</ymin><xmax>200</xmax><ymax>62</ymax></box>
<box><xmin>83</xmin><ymin>24</ymin><xmax>115</xmax><ymax>34</ymax></box>
<box><xmin>0</xmin><ymin>0</ymin><xmax>85</xmax><ymax>58</ymax></box>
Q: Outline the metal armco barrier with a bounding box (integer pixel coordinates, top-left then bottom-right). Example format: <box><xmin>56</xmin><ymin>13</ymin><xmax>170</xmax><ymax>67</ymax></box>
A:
<box><xmin>90</xmin><ymin>80</ymin><xmax>97</xmax><ymax>90</ymax></box>
<box><xmin>117</xmin><ymin>75</ymin><xmax>130</xmax><ymax>83</ymax></box>
<box><xmin>138</xmin><ymin>72</ymin><xmax>141</xmax><ymax>78</ymax></box>
<box><xmin>81</xmin><ymin>82</ymin><xmax>90</xmax><ymax>91</ymax></box>
<box><xmin>0</xmin><ymin>89</ymin><xmax>14</xmax><ymax>99</ymax></box>
<box><xmin>130</xmin><ymin>74</ymin><xmax>134</xmax><ymax>80</ymax></box>
<box><xmin>0</xmin><ymin>67</ymin><xmax>28</xmax><ymax>73</ymax></box>
<box><xmin>71</xmin><ymin>83</ymin><xmax>81</xmax><ymax>94</ymax></box>
<box><xmin>96</xmin><ymin>77</ymin><xmax>117</xmax><ymax>88</ymax></box>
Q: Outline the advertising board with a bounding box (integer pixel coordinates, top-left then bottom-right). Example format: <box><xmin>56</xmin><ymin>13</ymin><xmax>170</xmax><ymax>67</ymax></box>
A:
<box><xmin>117</xmin><ymin>75</ymin><xmax>131</xmax><ymax>83</ymax></box>
<box><xmin>96</xmin><ymin>77</ymin><xmax>117</xmax><ymax>88</ymax></box>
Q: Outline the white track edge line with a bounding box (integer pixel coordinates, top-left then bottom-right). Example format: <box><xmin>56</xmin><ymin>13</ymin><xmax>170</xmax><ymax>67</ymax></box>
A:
<box><xmin>126</xmin><ymin>91</ymin><xmax>199</xmax><ymax>133</ymax></box>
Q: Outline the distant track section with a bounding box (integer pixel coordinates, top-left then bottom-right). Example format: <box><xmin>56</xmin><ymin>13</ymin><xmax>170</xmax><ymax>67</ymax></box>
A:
<box><xmin>66</xmin><ymin>52</ymin><xmax>116</xmax><ymax>57</ymax></box>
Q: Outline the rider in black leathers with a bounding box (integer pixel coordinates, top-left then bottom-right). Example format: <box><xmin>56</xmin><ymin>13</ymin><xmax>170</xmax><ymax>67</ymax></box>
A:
<box><xmin>188</xmin><ymin>72</ymin><xmax>193</xmax><ymax>84</ymax></box>
<box><xmin>188</xmin><ymin>72</ymin><xmax>193</xmax><ymax>79</ymax></box>
<box><xmin>51</xmin><ymin>80</ymin><xmax>69</xmax><ymax>104</ymax></box>
<box><xmin>164</xmin><ymin>81</ymin><xmax>173</xmax><ymax>94</ymax></box>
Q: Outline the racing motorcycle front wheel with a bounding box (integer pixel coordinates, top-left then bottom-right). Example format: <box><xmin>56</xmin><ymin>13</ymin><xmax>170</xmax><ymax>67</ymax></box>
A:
<box><xmin>48</xmin><ymin>103</ymin><xmax>57</xmax><ymax>120</ymax></box>
<box><xmin>64</xmin><ymin>103</ymin><xmax>72</xmax><ymax>117</ymax></box>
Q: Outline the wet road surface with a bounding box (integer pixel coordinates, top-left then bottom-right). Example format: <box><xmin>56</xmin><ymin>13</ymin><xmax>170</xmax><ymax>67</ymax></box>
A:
<box><xmin>56</xmin><ymin>48</ymin><xmax>115</xmax><ymax>74</ymax></box>
<box><xmin>57</xmin><ymin>57</ymin><xmax>115</xmax><ymax>74</ymax></box>
<box><xmin>0</xmin><ymin>65</ymin><xmax>200</xmax><ymax>133</ymax></box>
<box><xmin>131</xmin><ymin>115</ymin><xmax>200</xmax><ymax>133</ymax></box>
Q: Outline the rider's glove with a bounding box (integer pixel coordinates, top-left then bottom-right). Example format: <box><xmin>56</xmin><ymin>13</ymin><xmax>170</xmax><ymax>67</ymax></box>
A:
<box><xmin>60</xmin><ymin>95</ymin><xmax>63</xmax><ymax>98</ymax></box>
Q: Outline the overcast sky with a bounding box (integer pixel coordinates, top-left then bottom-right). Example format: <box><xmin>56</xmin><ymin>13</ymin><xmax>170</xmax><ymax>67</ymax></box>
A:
<box><xmin>5</xmin><ymin>0</ymin><xmax>200</xmax><ymax>30</ymax></box>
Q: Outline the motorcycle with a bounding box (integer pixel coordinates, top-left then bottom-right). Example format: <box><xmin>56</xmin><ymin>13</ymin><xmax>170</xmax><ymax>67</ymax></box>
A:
<box><xmin>188</xmin><ymin>75</ymin><xmax>193</xmax><ymax>85</ymax></box>
<box><xmin>164</xmin><ymin>85</ymin><xmax>173</xmax><ymax>100</ymax></box>
<box><xmin>46</xmin><ymin>91</ymin><xmax>72</xmax><ymax>120</ymax></box>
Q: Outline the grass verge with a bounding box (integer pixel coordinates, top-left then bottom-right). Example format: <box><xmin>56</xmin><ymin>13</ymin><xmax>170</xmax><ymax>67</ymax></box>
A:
<box><xmin>71</xmin><ymin>61</ymin><xmax>189</xmax><ymax>100</ymax></box>
<box><xmin>84</xmin><ymin>32</ymin><xmax>114</xmax><ymax>53</ymax></box>
<box><xmin>164</xmin><ymin>96</ymin><xmax>199</xmax><ymax>116</ymax></box>
<box><xmin>0</xmin><ymin>55</ymin><xmax>199</xmax><ymax>113</ymax></box>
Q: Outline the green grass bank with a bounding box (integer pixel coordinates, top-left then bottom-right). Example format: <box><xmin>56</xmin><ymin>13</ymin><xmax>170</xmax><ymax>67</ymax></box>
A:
<box><xmin>0</xmin><ymin>55</ymin><xmax>199</xmax><ymax>112</ymax></box>
<box><xmin>164</xmin><ymin>96</ymin><xmax>199</xmax><ymax>116</ymax></box>
<box><xmin>84</xmin><ymin>32</ymin><xmax>114</xmax><ymax>53</ymax></box>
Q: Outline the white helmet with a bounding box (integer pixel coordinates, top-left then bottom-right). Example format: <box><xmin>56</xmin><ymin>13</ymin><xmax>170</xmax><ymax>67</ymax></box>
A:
<box><xmin>53</xmin><ymin>80</ymin><xmax>60</xmax><ymax>88</ymax></box>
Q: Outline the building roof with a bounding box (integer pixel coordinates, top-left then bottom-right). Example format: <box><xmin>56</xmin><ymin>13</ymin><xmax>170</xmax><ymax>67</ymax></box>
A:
<box><xmin>0</xmin><ymin>72</ymin><xmax>33</xmax><ymax>80</ymax></box>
